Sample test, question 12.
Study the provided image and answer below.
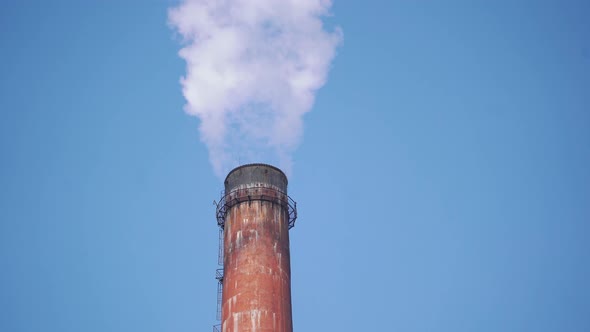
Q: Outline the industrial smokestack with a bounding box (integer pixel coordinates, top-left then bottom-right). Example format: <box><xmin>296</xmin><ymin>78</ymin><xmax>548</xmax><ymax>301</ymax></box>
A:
<box><xmin>215</xmin><ymin>164</ymin><xmax>297</xmax><ymax>332</ymax></box>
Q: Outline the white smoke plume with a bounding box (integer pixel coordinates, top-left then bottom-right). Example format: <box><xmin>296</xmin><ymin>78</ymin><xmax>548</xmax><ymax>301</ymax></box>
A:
<box><xmin>168</xmin><ymin>0</ymin><xmax>342</xmax><ymax>177</ymax></box>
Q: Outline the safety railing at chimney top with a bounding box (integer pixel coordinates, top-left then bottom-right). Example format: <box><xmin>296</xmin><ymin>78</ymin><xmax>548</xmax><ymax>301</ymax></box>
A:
<box><xmin>215</xmin><ymin>186</ymin><xmax>297</xmax><ymax>230</ymax></box>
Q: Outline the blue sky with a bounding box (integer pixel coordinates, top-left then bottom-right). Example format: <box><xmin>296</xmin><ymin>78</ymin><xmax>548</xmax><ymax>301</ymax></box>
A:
<box><xmin>1</xmin><ymin>1</ymin><xmax>589</xmax><ymax>331</ymax></box>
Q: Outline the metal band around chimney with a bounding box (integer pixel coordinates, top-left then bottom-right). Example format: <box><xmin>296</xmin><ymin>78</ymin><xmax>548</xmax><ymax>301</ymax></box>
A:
<box><xmin>215</xmin><ymin>186</ymin><xmax>297</xmax><ymax>229</ymax></box>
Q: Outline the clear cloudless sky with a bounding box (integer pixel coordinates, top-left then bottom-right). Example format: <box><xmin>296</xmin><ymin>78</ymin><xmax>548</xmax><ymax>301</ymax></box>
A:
<box><xmin>1</xmin><ymin>1</ymin><xmax>589</xmax><ymax>331</ymax></box>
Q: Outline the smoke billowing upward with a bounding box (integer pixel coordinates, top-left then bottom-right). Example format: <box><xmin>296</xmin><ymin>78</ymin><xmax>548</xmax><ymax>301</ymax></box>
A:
<box><xmin>168</xmin><ymin>0</ymin><xmax>342</xmax><ymax>177</ymax></box>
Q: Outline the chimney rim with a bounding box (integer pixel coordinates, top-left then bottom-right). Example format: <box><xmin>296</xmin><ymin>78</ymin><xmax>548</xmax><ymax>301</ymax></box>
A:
<box><xmin>224</xmin><ymin>163</ymin><xmax>288</xmax><ymax>186</ymax></box>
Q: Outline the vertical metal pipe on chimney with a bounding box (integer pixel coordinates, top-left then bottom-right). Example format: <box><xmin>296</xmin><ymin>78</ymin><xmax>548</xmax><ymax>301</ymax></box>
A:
<box><xmin>215</xmin><ymin>164</ymin><xmax>297</xmax><ymax>332</ymax></box>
